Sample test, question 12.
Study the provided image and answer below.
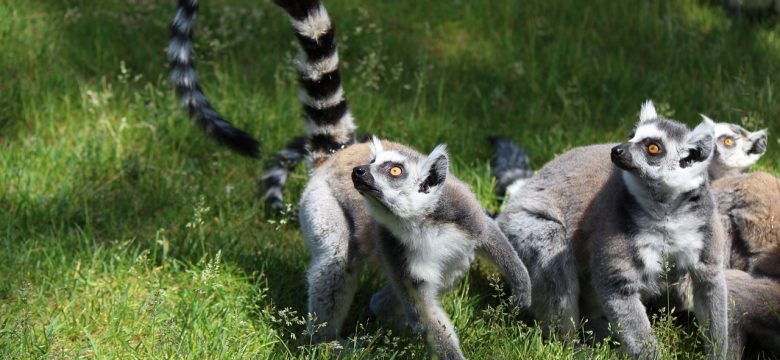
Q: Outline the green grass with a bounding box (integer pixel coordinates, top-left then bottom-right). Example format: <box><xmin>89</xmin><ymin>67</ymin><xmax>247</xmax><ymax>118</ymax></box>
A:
<box><xmin>1</xmin><ymin>0</ymin><xmax>778</xmax><ymax>358</ymax></box>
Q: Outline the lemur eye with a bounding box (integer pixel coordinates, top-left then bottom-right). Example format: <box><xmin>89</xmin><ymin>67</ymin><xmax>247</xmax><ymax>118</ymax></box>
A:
<box><xmin>647</xmin><ymin>143</ymin><xmax>661</xmax><ymax>155</ymax></box>
<box><xmin>389</xmin><ymin>166</ymin><xmax>403</xmax><ymax>176</ymax></box>
<box><xmin>723</xmin><ymin>137</ymin><xmax>735</xmax><ymax>147</ymax></box>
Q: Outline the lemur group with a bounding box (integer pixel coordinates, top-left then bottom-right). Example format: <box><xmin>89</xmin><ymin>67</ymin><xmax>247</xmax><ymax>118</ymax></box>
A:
<box><xmin>169</xmin><ymin>0</ymin><xmax>778</xmax><ymax>358</ymax></box>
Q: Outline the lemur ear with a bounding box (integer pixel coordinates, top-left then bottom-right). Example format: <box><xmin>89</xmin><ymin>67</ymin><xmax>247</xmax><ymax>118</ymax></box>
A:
<box><xmin>748</xmin><ymin>129</ymin><xmax>768</xmax><ymax>155</ymax></box>
<box><xmin>419</xmin><ymin>144</ymin><xmax>449</xmax><ymax>193</ymax></box>
<box><xmin>370</xmin><ymin>136</ymin><xmax>384</xmax><ymax>158</ymax></box>
<box><xmin>681</xmin><ymin>120</ymin><xmax>715</xmax><ymax>168</ymax></box>
<box><xmin>639</xmin><ymin>100</ymin><xmax>658</xmax><ymax>123</ymax></box>
<box><xmin>699</xmin><ymin>114</ymin><xmax>716</xmax><ymax>124</ymax></box>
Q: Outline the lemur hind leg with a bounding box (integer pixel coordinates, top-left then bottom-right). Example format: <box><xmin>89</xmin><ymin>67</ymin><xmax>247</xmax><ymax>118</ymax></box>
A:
<box><xmin>299</xmin><ymin>182</ymin><xmax>360</xmax><ymax>342</ymax></box>
<box><xmin>373</xmin><ymin>228</ymin><xmax>465</xmax><ymax>360</ymax></box>
<box><xmin>370</xmin><ymin>284</ymin><xmax>414</xmax><ymax>330</ymax></box>
<box><xmin>499</xmin><ymin>211</ymin><xmax>580</xmax><ymax>336</ymax></box>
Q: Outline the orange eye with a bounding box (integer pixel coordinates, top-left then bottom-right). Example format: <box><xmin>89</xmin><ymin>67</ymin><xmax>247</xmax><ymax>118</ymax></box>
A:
<box><xmin>647</xmin><ymin>144</ymin><xmax>660</xmax><ymax>154</ymax></box>
<box><xmin>390</xmin><ymin>166</ymin><xmax>402</xmax><ymax>176</ymax></box>
<box><xmin>724</xmin><ymin>137</ymin><xmax>735</xmax><ymax>147</ymax></box>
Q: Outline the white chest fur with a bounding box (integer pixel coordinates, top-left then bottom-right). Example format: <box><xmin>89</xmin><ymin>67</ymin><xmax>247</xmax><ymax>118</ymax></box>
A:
<box><xmin>390</xmin><ymin>222</ymin><xmax>476</xmax><ymax>289</ymax></box>
<box><xmin>633</xmin><ymin>213</ymin><xmax>705</xmax><ymax>280</ymax></box>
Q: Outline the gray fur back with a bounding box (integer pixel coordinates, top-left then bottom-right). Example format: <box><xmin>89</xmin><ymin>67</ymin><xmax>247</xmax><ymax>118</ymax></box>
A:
<box><xmin>501</xmin><ymin>143</ymin><xmax>618</xmax><ymax>227</ymax></box>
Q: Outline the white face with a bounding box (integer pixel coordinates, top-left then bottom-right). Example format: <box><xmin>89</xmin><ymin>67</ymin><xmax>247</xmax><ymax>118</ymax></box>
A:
<box><xmin>613</xmin><ymin>101</ymin><xmax>715</xmax><ymax>194</ymax></box>
<box><xmin>351</xmin><ymin>137</ymin><xmax>449</xmax><ymax>220</ymax></box>
<box><xmin>711</xmin><ymin>121</ymin><xmax>767</xmax><ymax>173</ymax></box>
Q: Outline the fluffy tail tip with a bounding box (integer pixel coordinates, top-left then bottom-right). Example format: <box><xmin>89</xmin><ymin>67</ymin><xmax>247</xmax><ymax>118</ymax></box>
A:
<box><xmin>488</xmin><ymin>136</ymin><xmax>533</xmax><ymax>197</ymax></box>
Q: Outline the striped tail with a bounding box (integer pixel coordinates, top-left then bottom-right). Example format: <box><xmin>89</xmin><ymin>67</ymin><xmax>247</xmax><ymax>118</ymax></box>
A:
<box><xmin>488</xmin><ymin>136</ymin><xmax>534</xmax><ymax>198</ymax></box>
<box><xmin>258</xmin><ymin>0</ymin><xmax>356</xmax><ymax>209</ymax></box>
<box><xmin>260</xmin><ymin>136</ymin><xmax>307</xmax><ymax>209</ymax></box>
<box><xmin>168</xmin><ymin>0</ymin><xmax>260</xmax><ymax>158</ymax></box>
<box><xmin>274</xmin><ymin>0</ymin><xmax>357</xmax><ymax>166</ymax></box>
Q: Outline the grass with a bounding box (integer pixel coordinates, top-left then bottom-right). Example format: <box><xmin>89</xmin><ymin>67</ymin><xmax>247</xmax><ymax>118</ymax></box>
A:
<box><xmin>1</xmin><ymin>0</ymin><xmax>778</xmax><ymax>358</ymax></box>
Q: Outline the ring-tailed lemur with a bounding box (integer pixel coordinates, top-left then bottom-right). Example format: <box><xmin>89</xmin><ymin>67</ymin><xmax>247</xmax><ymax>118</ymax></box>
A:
<box><xmin>492</xmin><ymin>121</ymin><xmax>777</xmax><ymax>358</ymax></box>
<box><xmin>492</xmin><ymin>120</ymin><xmax>777</xmax><ymax>357</ymax></box>
<box><xmin>167</xmin><ymin>0</ymin><xmax>261</xmax><ymax>157</ymax></box>
<box><xmin>346</xmin><ymin>137</ymin><xmax>532</xmax><ymax>359</ymax></box>
<box><xmin>240</xmin><ymin>1</ymin><xmax>533</xmax><ymax>354</ymax></box>
<box><xmin>299</xmin><ymin>137</ymin><xmax>532</xmax><ymax>354</ymax></box>
<box><xmin>495</xmin><ymin>101</ymin><xmax>728</xmax><ymax>358</ymax></box>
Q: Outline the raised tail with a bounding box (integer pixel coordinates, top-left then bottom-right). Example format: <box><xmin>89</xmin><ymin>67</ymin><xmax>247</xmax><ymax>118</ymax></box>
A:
<box><xmin>274</xmin><ymin>0</ymin><xmax>357</xmax><ymax>166</ymax></box>
<box><xmin>167</xmin><ymin>0</ymin><xmax>260</xmax><ymax>157</ymax></box>
<box><xmin>258</xmin><ymin>0</ymin><xmax>356</xmax><ymax>208</ymax></box>
<box><xmin>488</xmin><ymin>136</ymin><xmax>533</xmax><ymax>198</ymax></box>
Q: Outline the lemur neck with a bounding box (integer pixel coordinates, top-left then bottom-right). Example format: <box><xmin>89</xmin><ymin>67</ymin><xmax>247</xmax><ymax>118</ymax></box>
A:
<box><xmin>621</xmin><ymin>171</ymin><xmax>706</xmax><ymax>218</ymax></box>
<box><xmin>707</xmin><ymin>161</ymin><xmax>743</xmax><ymax>181</ymax></box>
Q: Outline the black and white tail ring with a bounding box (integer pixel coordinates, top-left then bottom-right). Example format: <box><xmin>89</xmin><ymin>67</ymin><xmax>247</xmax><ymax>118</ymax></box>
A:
<box><xmin>168</xmin><ymin>0</ymin><xmax>260</xmax><ymax>157</ymax></box>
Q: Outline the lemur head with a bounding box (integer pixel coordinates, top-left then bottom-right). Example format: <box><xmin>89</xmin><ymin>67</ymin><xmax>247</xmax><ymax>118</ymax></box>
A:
<box><xmin>611</xmin><ymin>100</ymin><xmax>716</xmax><ymax>195</ymax></box>
<box><xmin>706</xmin><ymin>117</ymin><xmax>767</xmax><ymax>180</ymax></box>
<box><xmin>352</xmin><ymin>137</ymin><xmax>449</xmax><ymax>220</ymax></box>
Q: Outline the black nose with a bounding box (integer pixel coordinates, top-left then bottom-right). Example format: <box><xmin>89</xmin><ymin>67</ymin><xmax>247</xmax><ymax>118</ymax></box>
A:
<box><xmin>611</xmin><ymin>147</ymin><xmax>624</xmax><ymax>157</ymax></box>
<box><xmin>354</xmin><ymin>166</ymin><xmax>366</xmax><ymax>176</ymax></box>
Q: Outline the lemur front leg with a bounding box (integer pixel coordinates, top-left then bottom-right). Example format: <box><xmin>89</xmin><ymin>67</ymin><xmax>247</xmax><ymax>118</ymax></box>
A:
<box><xmin>690</xmin><ymin>263</ymin><xmax>729</xmax><ymax>359</ymax></box>
<box><xmin>374</xmin><ymin>227</ymin><xmax>465</xmax><ymax>360</ymax></box>
<box><xmin>476</xmin><ymin>220</ymin><xmax>532</xmax><ymax>309</ymax></box>
<box><xmin>599</xmin><ymin>292</ymin><xmax>657</xmax><ymax>359</ymax></box>
<box><xmin>409</xmin><ymin>282</ymin><xmax>466</xmax><ymax>360</ymax></box>
<box><xmin>593</xmin><ymin>267</ymin><xmax>657</xmax><ymax>359</ymax></box>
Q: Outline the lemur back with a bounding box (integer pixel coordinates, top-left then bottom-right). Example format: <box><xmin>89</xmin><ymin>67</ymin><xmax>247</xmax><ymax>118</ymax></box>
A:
<box><xmin>713</xmin><ymin>171</ymin><xmax>780</xmax><ymax>270</ymax></box>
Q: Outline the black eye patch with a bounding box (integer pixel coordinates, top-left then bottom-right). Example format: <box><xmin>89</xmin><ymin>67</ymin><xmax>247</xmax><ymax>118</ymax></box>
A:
<box><xmin>639</xmin><ymin>138</ymin><xmax>665</xmax><ymax>165</ymax></box>
<box><xmin>379</xmin><ymin>161</ymin><xmax>408</xmax><ymax>180</ymax></box>
<box><xmin>717</xmin><ymin>135</ymin><xmax>736</xmax><ymax>148</ymax></box>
